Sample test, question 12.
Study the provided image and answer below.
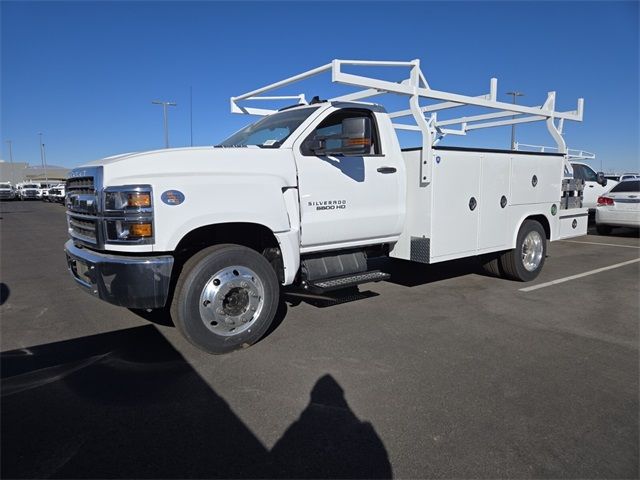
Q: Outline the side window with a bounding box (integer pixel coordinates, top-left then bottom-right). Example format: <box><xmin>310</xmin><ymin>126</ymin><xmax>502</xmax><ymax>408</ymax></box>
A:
<box><xmin>572</xmin><ymin>164</ymin><xmax>585</xmax><ymax>180</ymax></box>
<box><xmin>301</xmin><ymin>109</ymin><xmax>380</xmax><ymax>156</ymax></box>
<box><xmin>582</xmin><ymin>165</ymin><xmax>598</xmax><ymax>182</ymax></box>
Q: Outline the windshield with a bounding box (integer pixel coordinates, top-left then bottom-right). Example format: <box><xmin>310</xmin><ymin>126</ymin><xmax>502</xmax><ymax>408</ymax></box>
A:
<box><xmin>24</xmin><ymin>184</ymin><xmax>38</xmax><ymax>188</ymax></box>
<box><xmin>217</xmin><ymin>107</ymin><xmax>319</xmax><ymax>148</ymax></box>
<box><xmin>0</xmin><ymin>183</ymin><xmax>11</xmax><ymax>188</ymax></box>
<box><xmin>611</xmin><ymin>180</ymin><xmax>640</xmax><ymax>193</ymax></box>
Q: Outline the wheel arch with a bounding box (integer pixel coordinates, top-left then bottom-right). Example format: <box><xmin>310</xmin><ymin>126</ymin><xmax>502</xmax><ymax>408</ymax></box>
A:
<box><xmin>172</xmin><ymin>222</ymin><xmax>298</xmax><ymax>285</ymax></box>
<box><xmin>512</xmin><ymin>212</ymin><xmax>552</xmax><ymax>247</ymax></box>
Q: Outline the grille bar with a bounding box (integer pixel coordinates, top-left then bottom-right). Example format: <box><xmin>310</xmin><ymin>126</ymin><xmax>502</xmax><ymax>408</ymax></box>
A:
<box><xmin>66</xmin><ymin>177</ymin><xmax>95</xmax><ymax>195</ymax></box>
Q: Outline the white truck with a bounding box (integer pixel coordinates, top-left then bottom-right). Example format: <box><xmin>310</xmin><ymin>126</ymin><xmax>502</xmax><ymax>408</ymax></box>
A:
<box><xmin>64</xmin><ymin>59</ymin><xmax>588</xmax><ymax>354</ymax></box>
<box><xmin>0</xmin><ymin>182</ymin><xmax>16</xmax><ymax>201</ymax></box>
<box><xmin>18</xmin><ymin>183</ymin><xmax>40</xmax><ymax>200</ymax></box>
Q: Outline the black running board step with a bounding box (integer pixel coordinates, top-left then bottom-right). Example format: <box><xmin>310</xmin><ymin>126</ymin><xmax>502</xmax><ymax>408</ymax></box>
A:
<box><xmin>309</xmin><ymin>270</ymin><xmax>390</xmax><ymax>293</ymax></box>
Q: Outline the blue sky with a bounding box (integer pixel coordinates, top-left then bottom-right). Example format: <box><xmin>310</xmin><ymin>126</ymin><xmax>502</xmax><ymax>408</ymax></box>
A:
<box><xmin>2</xmin><ymin>1</ymin><xmax>638</xmax><ymax>172</ymax></box>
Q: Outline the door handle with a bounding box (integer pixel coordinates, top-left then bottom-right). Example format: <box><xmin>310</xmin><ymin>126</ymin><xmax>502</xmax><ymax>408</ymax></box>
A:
<box><xmin>377</xmin><ymin>167</ymin><xmax>397</xmax><ymax>174</ymax></box>
<box><xmin>588</xmin><ymin>185</ymin><xmax>594</xmax><ymax>188</ymax></box>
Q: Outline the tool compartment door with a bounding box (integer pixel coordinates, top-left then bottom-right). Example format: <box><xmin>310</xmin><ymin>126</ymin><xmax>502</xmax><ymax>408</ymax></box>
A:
<box><xmin>478</xmin><ymin>154</ymin><xmax>511</xmax><ymax>250</ymax></box>
<box><xmin>430</xmin><ymin>151</ymin><xmax>481</xmax><ymax>259</ymax></box>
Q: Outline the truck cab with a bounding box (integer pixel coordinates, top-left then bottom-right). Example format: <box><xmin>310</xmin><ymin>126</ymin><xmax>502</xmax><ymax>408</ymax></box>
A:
<box><xmin>570</xmin><ymin>161</ymin><xmax>616</xmax><ymax>209</ymax></box>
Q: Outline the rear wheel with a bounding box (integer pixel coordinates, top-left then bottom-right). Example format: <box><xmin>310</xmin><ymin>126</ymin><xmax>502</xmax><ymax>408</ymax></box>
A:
<box><xmin>170</xmin><ymin>244</ymin><xmax>280</xmax><ymax>354</ymax></box>
<box><xmin>499</xmin><ymin>220</ymin><xmax>547</xmax><ymax>282</ymax></box>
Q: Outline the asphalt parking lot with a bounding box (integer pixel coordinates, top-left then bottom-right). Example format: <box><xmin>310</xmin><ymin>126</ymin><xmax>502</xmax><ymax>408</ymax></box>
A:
<box><xmin>1</xmin><ymin>200</ymin><xmax>638</xmax><ymax>479</ymax></box>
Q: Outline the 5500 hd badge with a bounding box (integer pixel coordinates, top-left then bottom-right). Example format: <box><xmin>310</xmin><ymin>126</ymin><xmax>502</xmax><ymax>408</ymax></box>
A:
<box><xmin>309</xmin><ymin>200</ymin><xmax>347</xmax><ymax>211</ymax></box>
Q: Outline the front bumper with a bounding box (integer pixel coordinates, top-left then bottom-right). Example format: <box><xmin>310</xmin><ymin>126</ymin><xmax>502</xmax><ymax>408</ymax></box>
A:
<box><xmin>64</xmin><ymin>240</ymin><xmax>174</xmax><ymax>309</ymax></box>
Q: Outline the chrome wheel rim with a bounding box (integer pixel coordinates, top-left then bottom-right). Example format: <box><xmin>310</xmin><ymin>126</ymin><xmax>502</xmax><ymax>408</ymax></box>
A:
<box><xmin>521</xmin><ymin>231</ymin><xmax>544</xmax><ymax>272</ymax></box>
<box><xmin>199</xmin><ymin>266</ymin><xmax>264</xmax><ymax>336</ymax></box>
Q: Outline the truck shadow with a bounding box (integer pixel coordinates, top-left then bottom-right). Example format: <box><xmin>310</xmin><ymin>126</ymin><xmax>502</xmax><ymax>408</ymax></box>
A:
<box><xmin>1</xmin><ymin>325</ymin><xmax>392</xmax><ymax>479</ymax></box>
<box><xmin>382</xmin><ymin>257</ymin><xmax>484</xmax><ymax>287</ymax></box>
<box><xmin>588</xmin><ymin>225</ymin><xmax>640</xmax><ymax>238</ymax></box>
<box><xmin>129</xmin><ymin>297</ymin><xmax>290</xmax><ymax>342</ymax></box>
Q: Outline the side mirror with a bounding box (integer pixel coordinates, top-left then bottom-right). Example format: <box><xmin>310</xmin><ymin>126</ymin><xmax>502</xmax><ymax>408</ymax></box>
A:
<box><xmin>305</xmin><ymin>117</ymin><xmax>373</xmax><ymax>156</ymax></box>
<box><xmin>340</xmin><ymin>117</ymin><xmax>372</xmax><ymax>156</ymax></box>
<box><xmin>596</xmin><ymin>172</ymin><xmax>607</xmax><ymax>187</ymax></box>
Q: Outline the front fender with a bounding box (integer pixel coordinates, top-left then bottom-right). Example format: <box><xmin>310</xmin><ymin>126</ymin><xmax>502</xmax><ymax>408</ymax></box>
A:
<box><xmin>154</xmin><ymin>177</ymin><xmax>293</xmax><ymax>252</ymax></box>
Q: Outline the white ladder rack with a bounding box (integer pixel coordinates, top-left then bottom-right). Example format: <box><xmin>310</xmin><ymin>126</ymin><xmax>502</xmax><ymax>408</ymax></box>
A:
<box><xmin>231</xmin><ymin>59</ymin><xmax>585</xmax><ymax>182</ymax></box>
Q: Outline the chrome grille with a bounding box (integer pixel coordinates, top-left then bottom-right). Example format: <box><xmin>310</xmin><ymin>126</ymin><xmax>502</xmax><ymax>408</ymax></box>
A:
<box><xmin>66</xmin><ymin>177</ymin><xmax>94</xmax><ymax>195</ymax></box>
<box><xmin>66</xmin><ymin>167</ymin><xmax>102</xmax><ymax>246</ymax></box>
<box><xmin>68</xmin><ymin>215</ymin><xmax>97</xmax><ymax>241</ymax></box>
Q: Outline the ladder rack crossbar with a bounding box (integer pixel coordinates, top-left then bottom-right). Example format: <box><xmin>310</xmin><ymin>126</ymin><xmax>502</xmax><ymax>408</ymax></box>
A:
<box><xmin>516</xmin><ymin>143</ymin><xmax>596</xmax><ymax>160</ymax></box>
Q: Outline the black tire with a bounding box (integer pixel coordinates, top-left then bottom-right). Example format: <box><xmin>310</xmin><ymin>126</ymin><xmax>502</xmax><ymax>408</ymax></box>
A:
<box><xmin>596</xmin><ymin>224</ymin><xmax>612</xmax><ymax>235</ymax></box>
<box><xmin>170</xmin><ymin>244</ymin><xmax>280</xmax><ymax>354</ymax></box>
<box><xmin>499</xmin><ymin>220</ymin><xmax>547</xmax><ymax>282</ymax></box>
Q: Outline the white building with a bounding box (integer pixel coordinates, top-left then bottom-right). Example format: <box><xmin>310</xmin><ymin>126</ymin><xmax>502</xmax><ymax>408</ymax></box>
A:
<box><xmin>0</xmin><ymin>159</ymin><xmax>69</xmax><ymax>184</ymax></box>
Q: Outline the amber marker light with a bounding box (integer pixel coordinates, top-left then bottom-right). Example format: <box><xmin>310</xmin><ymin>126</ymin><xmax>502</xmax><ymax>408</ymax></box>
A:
<box><xmin>130</xmin><ymin>223</ymin><xmax>153</xmax><ymax>237</ymax></box>
<box><xmin>347</xmin><ymin>138</ymin><xmax>371</xmax><ymax>146</ymax></box>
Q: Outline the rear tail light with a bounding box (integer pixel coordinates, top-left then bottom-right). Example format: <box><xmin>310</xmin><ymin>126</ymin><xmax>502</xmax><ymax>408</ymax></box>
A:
<box><xmin>597</xmin><ymin>196</ymin><xmax>614</xmax><ymax>206</ymax></box>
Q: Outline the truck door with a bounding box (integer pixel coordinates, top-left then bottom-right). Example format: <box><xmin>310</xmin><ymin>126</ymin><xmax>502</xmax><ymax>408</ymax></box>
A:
<box><xmin>292</xmin><ymin>108</ymin><xmax>403</xmax><ymax>250</ymax></box>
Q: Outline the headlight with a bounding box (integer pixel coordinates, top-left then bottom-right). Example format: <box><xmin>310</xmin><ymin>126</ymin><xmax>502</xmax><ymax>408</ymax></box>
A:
<box><xmin>105</xmin><ymin>190</ymin><xmax>152</xmax><ymax>210</ymax></box>
<box><xmin>103</xmin><ymin>185</ymin><xmax>154</xmax><ymax>244</ymax></box>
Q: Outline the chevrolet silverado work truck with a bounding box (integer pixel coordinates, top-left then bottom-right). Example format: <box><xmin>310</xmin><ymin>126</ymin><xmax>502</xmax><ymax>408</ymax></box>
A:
<box><xmin>65</xmin><ymin>59</ymin><xmax>588</xmax><ymax>354</ymax></box>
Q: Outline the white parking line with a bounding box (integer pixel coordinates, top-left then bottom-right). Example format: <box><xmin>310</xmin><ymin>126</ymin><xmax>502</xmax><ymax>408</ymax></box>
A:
<box><xmin>520</xmin><ymin>258</ymin><xmax>640</xmax><ymax>292</ymax></box>
<box><xmin>559</xmin><ymin>240</ymin><xmax>640</xmax><ymax>249</ymax></box>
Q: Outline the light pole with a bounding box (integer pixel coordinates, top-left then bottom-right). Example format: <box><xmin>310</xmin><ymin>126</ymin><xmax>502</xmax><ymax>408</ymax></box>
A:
<box><xmin>38</xmin><ymin>133</ymin><xmax>49</xmax><ymax>183</ymax></box>
<box><xmin>506</xmin><ymin>91</ymin><xmax>524</xmax><ymax>150</ymax></box>
<box><xmin>5</xmin><ymin>140</ymin><xmax>14</xmax><ymax>184</ymax></box>
<box><xmin>152</xmin><ymin>100</ymin><xmax>177</xmax><ymax>148</ymax></box>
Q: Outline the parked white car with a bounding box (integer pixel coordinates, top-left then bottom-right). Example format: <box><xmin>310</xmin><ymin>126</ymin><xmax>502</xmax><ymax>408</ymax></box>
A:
<box><xmin>618</xmin><ymin>173</ymin><xmax>640</xmax><ymax>182</ymax></box>
<box><xmin>595</xmin><ymin>180</ymin><xmax>640</xmax><ymax>234</ymax></box>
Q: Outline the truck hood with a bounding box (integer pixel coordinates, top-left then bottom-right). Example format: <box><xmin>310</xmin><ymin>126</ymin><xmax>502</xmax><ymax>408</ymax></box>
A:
<box><xmin>80</xmin><ymin>146</ymin><xmax>298</xmax><ymax>188</ymax></box>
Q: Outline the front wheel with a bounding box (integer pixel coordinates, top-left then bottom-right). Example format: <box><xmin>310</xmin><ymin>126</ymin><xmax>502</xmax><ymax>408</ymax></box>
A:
<box><xmin>499</xmin><ymin>220</ymin><xmax>547</xmax><ymax>282</ymax></box>
<box><xmin>170</xmin><ymin>244</ymin><xmax>280</xmax><ymax>354</ymax></box>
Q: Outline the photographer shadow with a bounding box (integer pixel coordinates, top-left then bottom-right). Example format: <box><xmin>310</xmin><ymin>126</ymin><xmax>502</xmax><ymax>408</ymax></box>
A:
<box><xmin>1</xmin><ymin>325</ymin><xmax>392</xmax><ymax>479</ymax></box>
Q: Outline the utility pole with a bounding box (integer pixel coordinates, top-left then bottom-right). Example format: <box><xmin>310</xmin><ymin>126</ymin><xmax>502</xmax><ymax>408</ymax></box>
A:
<box><xmin>152</xmin><ymin>100</ymin><xmax>177</xmax><ymax>148</ymax></box>
<box><xmin>38</xmin><ymin>133</ymin><xmax>49</xmax><ymax>183</ymax></box>
<box><xmin>506</xmin><ymin>91</ymin><xmax>524</xmax><ymax>150</ymax></box>
<box><xmin>42</xmin><ymin>143</ymin><xmax>49</xmax><ymax>183</ymax></box>
<box><xmin>190</xmin><ymin>86</ymin><xmax>193</xmax><ymax>147</ymax></box>
<box><xmin>5</xmin><ymin>140</ymin><xmax>14</xmax><ymax>184</ymax></box>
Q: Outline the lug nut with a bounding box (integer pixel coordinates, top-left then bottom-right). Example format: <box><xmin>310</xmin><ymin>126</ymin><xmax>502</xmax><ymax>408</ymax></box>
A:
<box><xmin>203</xmin><ymin>300</ymin><xmax>211</xmax><ymax>306</ymax></box>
